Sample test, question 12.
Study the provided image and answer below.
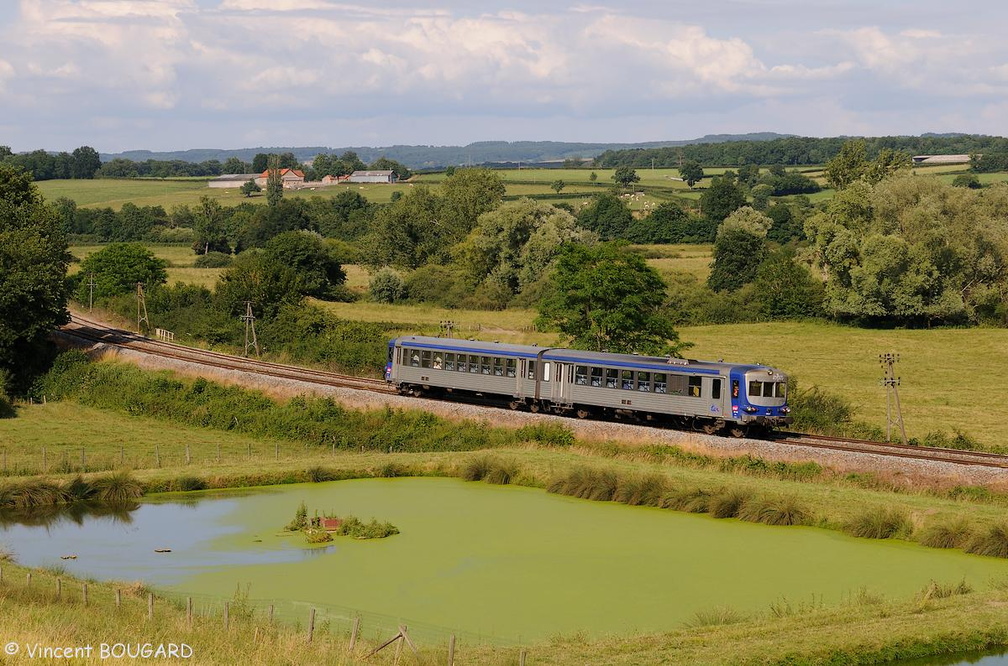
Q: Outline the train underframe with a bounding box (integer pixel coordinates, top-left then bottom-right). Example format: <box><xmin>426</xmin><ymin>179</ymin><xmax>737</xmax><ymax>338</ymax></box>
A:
<box><xmin>396</xmin><ymin>382</ymin><xmax>780</xmax><ymax>439</ymax></box>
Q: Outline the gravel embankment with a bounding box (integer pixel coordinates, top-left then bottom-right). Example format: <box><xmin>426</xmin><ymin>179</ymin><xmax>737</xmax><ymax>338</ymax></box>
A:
<box><xmin>63</xmin><ymin>334</ymin><xmax>1008</xmax><ymax>487</ymax></box>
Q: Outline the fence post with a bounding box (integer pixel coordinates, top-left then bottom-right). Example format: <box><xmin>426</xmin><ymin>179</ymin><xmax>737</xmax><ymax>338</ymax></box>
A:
<box><xmin>187</xmin><ymin>597</ymin><xmax>192</xmax><ymax>627</ymax></box>
<box><xmin>56</xmin><ymin>578</ymin><xmax>62</xmax><ymax>600</ymax></box>
<box><xmin>155</xmin><ymin>445</ymin><xmax>161</xmax><ymax>468</ymax></box>
<box><xmin>520</xmin><ymin>649</ymin><xmax>527</xmax><ymax>666</ymax></box>
<box><xmin>268</xmin><ymin>604</ymin><xmax>274</xmax><ymax>625</ymax></box>
<box><xmin>308</xmin><ymin>608</ymin><xmax>316</xmax><ymax>643</ymax></box>
<box><xmin>448</xmin><ymin>635</ymin><xmax>456</xmax><ymax>666</ymax></box>
<box><xmin>217</xmin><ymin>442</ymin><xmax>221</xmax><ymax>463</ymax></box>
<box><xmin>82</xmin><ymin>582</ymin><xmax>88</xmax><ymax>606</ymax></box>
<box><xmin>186</xmin><ymin>444</ymin><xmax>191</xmax><ymax>465</ymax></box>
<box><xmin>120</xmin><ymin>446</ymin><xmax>124</xmax><ymax>467</ymax></box>
<box><xmin>224</xmin><ymin>601</ymin><xmax>230</xmax><ymax>630</ymax></box>
<box><xmin>116</xmin><ymin>589</ymin><xmax>121</xmax><ymax>609</ymax></box>
<box><xmin>275</xmin><ymin>443</ymin><xmax>279</xmax><ymax>461</ymax></box>
<box><xmin>81</xmin><ymin>447</ymin><xmax>86</xmax><ymax>471</ymax></box>
<box><xmin>26</xmin><ymin>572</ymin><xmax>31</xmax><ymax>586</ymax></box>
<box><xmin>349</xmin><ymin>617</ymin><xmax>360</xmax><ymax>653</ymax></box>
<box><xmin>42</xmin><ymin>447</ymin><xmax>46</xmax><ymax>473</ymax></box>
<box><xmin>394</xmin><ymin>626</ymin><xmax>405</xmax><ymax>663</ymax></box>
<box><xmin>148</xmin><ymin>592</ymin><xmax>153</xmax><ymax>619</ymax></box>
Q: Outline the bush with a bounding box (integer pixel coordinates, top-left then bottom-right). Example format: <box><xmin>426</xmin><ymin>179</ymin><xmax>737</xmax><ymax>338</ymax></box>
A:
<box><xmin>193</xmin><ymin>252</ymin><xmax>233</xmax><ymax>268</ymax></box>
<box><xmin>369</xmin><ymin>267</ymin><xmax>406</xmax><ymax>303</ymax></box>
<box><xmin>843</xmin><ymin>508</ymin><xmax>911</xmax><ymax>539</ymax></box>
<box><xmin>171</xmin><ymin>476</ymin><xmax>208</xmax><ymax>492</ymax></box>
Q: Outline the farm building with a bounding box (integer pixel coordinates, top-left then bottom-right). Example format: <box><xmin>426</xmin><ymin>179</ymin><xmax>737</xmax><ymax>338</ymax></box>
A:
<box><xmin>254</xmin><ymin>168</ymin><xmax>306</xmax><ymax>188</ymax></box>
<box><xmin>208</xmin><ymin>173</ymin><xmax>260</xmax><ymax>189</ymax></box>
<box><xmin>348</xmin><ymin>170</ymin><xmax>397</xmax><ymax>184</ymax></box>
<box><xmin>911</xmin><ymin>154</ymin><xmax>971</xmax><ymax>165</ymax></box>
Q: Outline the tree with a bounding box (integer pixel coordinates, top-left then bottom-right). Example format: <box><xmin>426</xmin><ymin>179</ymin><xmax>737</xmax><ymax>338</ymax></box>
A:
<box><xmin>624</xmin><ymin>201</ymin><xmax>712</xmax><ymax>244</ymax></box>
<box><xmin>537</xmin><ymin>243</ymin><xmax>685</xmax><ymax>355</ymax></box>
<box><xmin>223</xmin><ymin>157</ymin><xmax>248</xmax><ymax>174</ymax></box>
<box><xmin>192</xmin><ymin>196</ymin><xmax>231</xmax><ymax>254</ymax></box>
<box><xmin>952</xmin><ymin>174</ymin><xmax>982</xmax><ymax>189</ymax></box>
<box><xmin>369</xmin><ymin>157</ymin><xmax>411</xmax><ymax>181</ymax></box>
<box><xmin>823</xmin><ymin>140</ymin><xmax>868</xmax><ymax>190</ymax></box>
<box><xmin>266</xmin><ymin>155</ymin><xmax>283</xmax><ymax>207</ymax></box>
<box><xmin>576</xmin><ymin>191</ymin><xmax>633</xmax><ymax>241</ymax></box>
<box><xmin>369</xmin><ymin>267</ymin><xmax>406</xmax><ymax>303</ymax></box>
<box><xmin>752</xmin><ymin>248</ymin><xmax>823</xmax><ymax>318</ymax></box>
<box><xmin>0</xmin><ymin>165</ymin><xmax>71</xmax><ymax>393</ymax></box>
<box><xmin>550</xmin><ymin>179</ymin><xmax>565</xmax><ymax>194</ymax></box>
<box><xmin>457</xmin><ymin>198</ymin><xmax>595</xmax><ymax>296</ymax></box>
<box><xmin>679</xmin><ymin>161</ymin><xmax>704</xmax><ymax>188</ymax></box>
<box><xmin>71</xmin><ymin>146</ymin><xmax>101</xmax><ymax>179</ymax></box>
<box><xmin>263</xmin><ymin>231</ymin><xmax>345</xmax><ymax>299</ymax></box>
<box><xmin>252</xmin><ymin>153</ymin><xmax>269</xmax><ymax>173</ymax></box>
<box><xmin>707</xmin><ymin>207</ymin><xmax>772</xmax><ymax>292</ymax></box>
<box><xmin>612</xmin><ymin>167</ymin><xmax>640</xmax><ymax>189</ymax></box>
<box><xmin>699</xmin><ymin>176</ymin><xmax>747</xmax><ymax>223</ymax></box>
<box><xmin>438</xmin><ymin>168</ymin><xmax>506</xmax><ymax>236</ymax></box>
<box><xmin>240</xmin><ymin>179</ymin><xmax>261</xmax><ymax>197</ymax></box>
<box><xmin>76</xmin><ymin>243</ymin><xmax>168</xmax><ymax>300</ymax></box>
<box><xmin>589</xmin><ymin>171</ymin><xmax>597</xmax><ymax>186</ymax></box>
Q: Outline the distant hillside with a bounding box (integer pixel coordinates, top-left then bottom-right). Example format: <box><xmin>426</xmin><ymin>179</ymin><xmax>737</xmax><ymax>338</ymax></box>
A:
<box><xmin>99</xmin><ymin>133</ymin><xmax>795</xmax><ymax>170</ymax></box>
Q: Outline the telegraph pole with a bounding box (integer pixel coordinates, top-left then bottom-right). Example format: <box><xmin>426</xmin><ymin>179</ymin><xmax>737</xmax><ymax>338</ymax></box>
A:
<box><xmin>879</xmin><ymin>353</ymin><xmax>908</xmax><ymax>445</ymax></box>
<box><xmin>241</xmin><ymin>302</ymin><xmax>260</xmax><ymax>358</ymax></box>
<box><xmin>87</xmin><ymin>273</ymin><xmax>96</xmax><ymax>312</ymax></box>
<box><xmin>136</xmin><ymin>283</ymin><xmax>149</xmax><ymax>334</ymax></box>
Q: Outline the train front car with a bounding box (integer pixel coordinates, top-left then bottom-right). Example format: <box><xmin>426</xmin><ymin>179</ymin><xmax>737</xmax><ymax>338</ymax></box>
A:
<box><xmin>728</xmin><ymin>365</ymin><xmax>792</xmax><ymax>434</ymax></box>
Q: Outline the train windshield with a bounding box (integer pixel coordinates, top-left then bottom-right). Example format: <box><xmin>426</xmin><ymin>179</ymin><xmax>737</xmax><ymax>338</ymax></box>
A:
<box><xmin>748</xmin><ymin>380</ymin><xmax>786</xmax><ymax>399</ymax></box>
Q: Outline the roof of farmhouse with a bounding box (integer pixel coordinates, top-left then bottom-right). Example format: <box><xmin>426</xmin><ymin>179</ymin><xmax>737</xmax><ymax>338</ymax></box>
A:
<box><xmin>351</xmin><ymin>170</ymin><xmax>395</xmax><ymax>177</ymax></box>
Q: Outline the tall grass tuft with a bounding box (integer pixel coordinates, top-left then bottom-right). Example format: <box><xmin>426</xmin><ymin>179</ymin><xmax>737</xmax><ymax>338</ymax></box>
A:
<box><xmin>738</xmin><ymin>495</ymin><xmax>812</xmax><ymax>526</ymax></box>
<box><xmin>546</xmin><ymin>466</ymin><xmax>619</xmax><ymax>502</ymax></box>
<box><xmin>663</xmin><ymin>488</ymin><xmax>713</xmax><ymax>513</ymax></box>
<box><xmin>687</xmin><ymin>605</ymin><xmax>746</xmax><ymax>628</ymax></box>
<box><xmin>90</xmin><ymin>472</ymin><xmax>144</xmax><ymax>504</ymax></box>
<box><xmin>461</xmin><ymin>456</ymin><xmax>494</xmax><ymax>482</ymax></box>
<box><xmin>483</xmin><ymin>459</ymin><xmax>518</xmax><ymax>485</ymax></box>
<box><xmin>965</xmin><ymin>523</ymin><xmax>1008</xmax><ymax>559</ymax></box>
<box><xmin>842</xmin><ymin>508</ymin><xmax>912</xmax><ymax>539</ymax></box>
<box><xmin>917</xmin><ymin>579</ymin><xmax>973</xmax><ymax>601</ymax></box>
<box><xmin>612</xmin><ymin>473</ymin><xmax>667</xmax><ymax>507</ymax></box>
<box><xmin>0</xmin><ymin>481</ymin><xmax>71</xmax><ymax>510</ymax></box>
<box><xmin>708</xmin><ymin>489</ymin><xmax>752</xmax><ymax>519</ymax></box>
<box><xmin>917</xmin><ymin>518</ymin><xmax>975</xmax><ymax>549</ymax></box>
<box><xmin>170</xmin><ymin>475</ymin><xmax>208</xmax><ymax>492</ymax></box>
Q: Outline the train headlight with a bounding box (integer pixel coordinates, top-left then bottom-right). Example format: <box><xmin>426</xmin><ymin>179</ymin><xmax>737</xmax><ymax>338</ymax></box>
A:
<box><xmin>780</xmin><ymin>406</ymin><xmax>791</xmax><ymax>414</ymax></box>
<box><xmin>743</xmin><ymin>406</ymin><xmax>758</xmax><ymax>413</ymax></box>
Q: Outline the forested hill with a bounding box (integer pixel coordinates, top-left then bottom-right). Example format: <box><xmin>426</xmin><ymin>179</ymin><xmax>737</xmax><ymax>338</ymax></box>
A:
<box><xmin>593</xmin><ymin>134</ymin><xmax>1008</xmax><ymax>168</ymax></box>
<box><xmin>98</xmin><ymin>133</ymin><xmax>793</xmax><ymax>170</ymax></box>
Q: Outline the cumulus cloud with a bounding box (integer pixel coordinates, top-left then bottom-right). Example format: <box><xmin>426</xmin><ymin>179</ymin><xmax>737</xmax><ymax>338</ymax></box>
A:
<box><xmin>2</xmin><ymin>1</ymin><xmax>1008</xmax><ymax>150</ymax></box>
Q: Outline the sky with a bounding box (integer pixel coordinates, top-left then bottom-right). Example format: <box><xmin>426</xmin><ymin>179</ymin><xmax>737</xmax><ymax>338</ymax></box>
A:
<box><xmin>1</xmin><ymin>0</ymin><xmax>1006</xmax><ymax>153</ymax></box>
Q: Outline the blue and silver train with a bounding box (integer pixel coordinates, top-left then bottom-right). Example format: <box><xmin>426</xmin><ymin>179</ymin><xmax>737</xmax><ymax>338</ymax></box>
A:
<box><xmin>386</xmin><ymin>336</ymin><xmax>792</xmax><ymax>437</ymax></box>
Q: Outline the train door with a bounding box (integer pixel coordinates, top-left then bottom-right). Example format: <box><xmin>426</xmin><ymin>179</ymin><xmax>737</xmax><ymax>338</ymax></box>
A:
<box><xmin>706</xmin><ymin>376</ymin><xmax>725</xmax><ymax>419</ymax></box>
<box><xmin>553</xmin><ymin>362</ymin><xmax>568</xmax><ymax>405</ymax></box>
<box><xmin>729</xmin><ymin>370</ymin><xmax>744</xmax><ymax>422</ymax></box>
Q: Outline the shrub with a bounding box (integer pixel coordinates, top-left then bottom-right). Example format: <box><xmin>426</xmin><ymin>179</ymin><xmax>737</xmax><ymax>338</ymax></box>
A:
<box><xmin>170</xmin><ymin>476</ymin><xmax>208</xmax><ymax>492</ymax></box>
<box><xmin>306</xmin><ymin>466</ymin><xmax>333</xmax><ymax>483</ymax></box>
<box><xmin>369</xmin><ymin>267</ymin><xmax>406</xmax><ymax>303</ymax></box>
<box><xmin>193</xmin><ymin>252</ymin><xmax>233</xmax><ymax>268</ymax></box>
<box><xmin>917</xmin><ymin>518</ymin><xmax>975</xmax><ymax>549</ymax></box>
<box><xmin>708</xmin><ymin>488</ymin><xmax>752</xmax><ymax>519</ymax></box>
<box><xmin>334</xmin><ymin>516</ymin><xmax>399</xmax><ymax>539</ymax></box>
<box><xmin>285</xmin><ymin>501</ymin><xmax>308</xmax><ymax>532</ymax></box>
<box><xmin>843</xmin><ymin>508</ymin><xmax>911</xmax><ymax>539</ymax></box>
<box><xmin>737</xmin><ymin>495</ymin><xmax>811</xmax><ymax>526</ymax></box>
<box><xmin>965</xmin><ymin>523</ymin><xmax>1008</xmax><ymax>559</ymax></box>
<box><xmin>515</xmin><ymin>423</ymin><xmax>575</xmax><ymax>447</ymax></box>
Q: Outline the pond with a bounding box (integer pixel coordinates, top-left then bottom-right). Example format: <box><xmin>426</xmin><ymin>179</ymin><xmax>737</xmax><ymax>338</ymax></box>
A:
<box><xmin>2</xmin><ymin>477</ymin><xmax>1007</xmax><ymax>643</ymax></box>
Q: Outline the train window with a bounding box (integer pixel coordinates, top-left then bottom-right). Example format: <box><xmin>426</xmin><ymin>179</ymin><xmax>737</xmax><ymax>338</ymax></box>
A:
<box><xmin>654</xmin><ymin>373</ymin><xmax>667</xmax><ymax>393</ymax></box>
<box><xmin>605</xmin><ymin>368</ymin><xmax>618</xmax><ymax>388</ymax></box>
<box><xmin>444</xmin><ymin>353</ymin><xmax>455</xmax><ymax>371</ymax></box>
<box><xmin>409</xmin><ymin>350</ymin><xmax>420</xmax><ymax>367</ymax></box>
<box><xmin>493</xmin><ymin>358</ymin><xmax>503</xmax><ymax>376</ymax></box>
<box><xmin>527</xmin><ymin>360</ymin><xmax>536</xmax><ymax>380</ymax></box>
<box><xmin>749</xmin><ymin>381</ymin><xmax>761</xmax><ymax>398</ymax></box>
<box><xmin>468</xmin><ymin>355</ymin><xmax>480</xmax><ymax>373</ymax></box>
<box><xmin>668</xmin><ymin>375</ymin><xmax>687</xmax><ymax>395</ymax></box>
<box><xmin>506</xmin><ymin>359</ymin><xmax>517</xmax><ymax>378</ymax></box>
<box><xmin>688</xmin><ymin>376</ymin><xmax>702</xmax><ymax>398</ymax></box>
<box><xmin>458</xmin><ymin>355</ymin><xmax>469</xmax><ymax>372</ymax></box>
<box><xmin>421</xmin><ymin>350</ymin><xmax>432</xmax><ymax>369</ymax></box>
<box><xmin>621</xmin><ymin>370</ymin><xmax>633</xmax><ymax>390</ymax></box>
<box><xmin>480</xmin><ymin>356</ymin><xmax>491</xmax><ymax>374</ymax></box>
<box><xmin>433</xmin><ymin>355</ymin><xmax>443</xmax><ymax>370</ymax></box>
<box><xmin>712</xmin><ymin>378</ymin><xmax>722</xmax><ymax>400</ymax></box>
<box><xmin>637</xmin><ymin>371</ymin><xmax>650</xmax><ymax>391</ymax></box>
<box><xmin>396</xmin><ymin>347</ymin><xmax>402</xmax><ymax>364</ymax></box>
<box><xmin>763</xmin><ymin>382</ymin><xmax>775</xmax><ymax>398</ymax></box>
<box><xmin>543</xmin><ymin>362</ymin><xmax>551</xmax><ymax>382</ymax></box>
<box><xmin>591</xmin><ymin>367</ymin><xmax>603</xmax><ymax>387</ymax></box>
<box><xmin>575</xmin><ymin>366</ymin><xmax>588</xmax><ymax>385</ymax></box>
<box><xmin>775</xmin><ymin>382</ymin><xmax>787</xmax><ymax>398</ymax></box>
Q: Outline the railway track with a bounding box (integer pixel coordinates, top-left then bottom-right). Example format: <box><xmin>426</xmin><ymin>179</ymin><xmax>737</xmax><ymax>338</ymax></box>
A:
<box><xmin>60</xmin><ymin>314</ymin><xmax>1008</xmax><ymax>472</ymax></box>
<box><xmin>775</xmin><ymin>432</ymin><xmax>1008</xmax><ymax>470</ymax></box>
<box><xmin>62</xmin><ymin>314</ymin><xmax>396</xmax><ymax>396</ymax></box>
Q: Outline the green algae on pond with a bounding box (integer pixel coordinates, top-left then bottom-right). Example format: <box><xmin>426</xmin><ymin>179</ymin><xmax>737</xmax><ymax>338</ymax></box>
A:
<box><xmin>174</xmin><ymin>478</ymin><xmax>1008</xmax><ymax>642</ymax></box>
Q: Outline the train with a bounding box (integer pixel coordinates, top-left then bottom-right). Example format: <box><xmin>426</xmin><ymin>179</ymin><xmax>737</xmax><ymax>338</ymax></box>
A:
<box><xmin>385</xmin><ymin>336</ymin><xmax>792</xmax><ymax>437</ymax></box>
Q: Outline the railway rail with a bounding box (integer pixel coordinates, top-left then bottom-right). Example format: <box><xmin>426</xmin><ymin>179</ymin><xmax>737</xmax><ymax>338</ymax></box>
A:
<box><xmin>59</xmin><ymin>314</ymin><xmax>1008</xmax><ymax>471</ymax></box>
<box><xmin>62</xmin><ymin>314</ymin><xmax>396</xmax><ymax>396</ymax></box>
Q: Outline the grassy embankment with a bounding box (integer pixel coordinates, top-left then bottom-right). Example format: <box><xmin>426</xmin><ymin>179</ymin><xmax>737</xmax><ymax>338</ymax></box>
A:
<box><xmin>5</xmin><ymin>361</ymin><xmax>1008</xmax><ymax>663</ymax></box>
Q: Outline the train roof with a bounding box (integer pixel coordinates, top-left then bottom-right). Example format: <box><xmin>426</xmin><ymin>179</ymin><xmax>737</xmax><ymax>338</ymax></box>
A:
<box><xmin>392</xmin><ymin>336</ymin><xmax>783</xmax><ymax>376</ymax></box>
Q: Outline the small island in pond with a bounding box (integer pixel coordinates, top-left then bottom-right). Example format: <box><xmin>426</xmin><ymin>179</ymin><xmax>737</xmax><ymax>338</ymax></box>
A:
<box><xmin>284</xmin><ymin>501</ymin><xmax>399</xmax><ymax>543</ymax></box>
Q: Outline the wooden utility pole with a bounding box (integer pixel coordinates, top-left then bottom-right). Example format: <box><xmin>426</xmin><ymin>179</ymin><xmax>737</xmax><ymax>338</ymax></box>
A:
<box><xmin>879</xmin><ymin>353</ymin><xmax>908</xmax><ymax>445</ymax></box>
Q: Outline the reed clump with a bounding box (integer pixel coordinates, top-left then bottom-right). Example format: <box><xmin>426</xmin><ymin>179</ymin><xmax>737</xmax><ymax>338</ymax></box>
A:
<box><xmin>546</xmin><ymin>466</ymin><xmax>619</xmax><ymax>502</ymax></box>
<box><xmin>917</xmin><ymin>518</ymin><xmax>975</xmax><ymax>550</ymax></box>
<box><xmin>965</xmin><ymin>523</ymin><xmax>1008</xmax><ymax>559</ymax></box>
<box><xmin>842</xmin><ymin>508</ymin><xmax>912</xmax><ymax>539</ymax></box>
<box><xmin>737</xmin><ymin>495</ymin><xmax>812</xmax><ymax>526</ymax></box>
<box><xmin>708</xmin><ymin>488</ymin><xmax>753</xmax><ymax>519</ymax></box>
